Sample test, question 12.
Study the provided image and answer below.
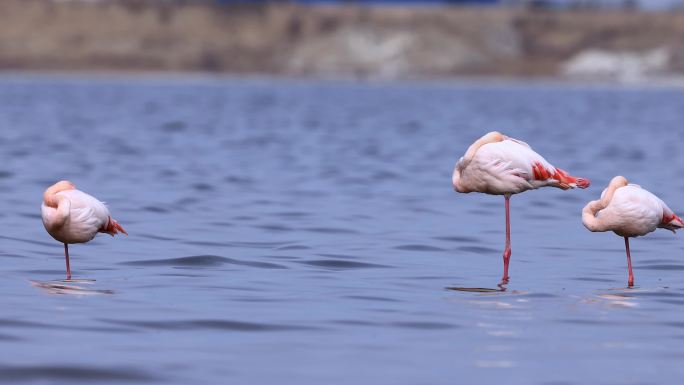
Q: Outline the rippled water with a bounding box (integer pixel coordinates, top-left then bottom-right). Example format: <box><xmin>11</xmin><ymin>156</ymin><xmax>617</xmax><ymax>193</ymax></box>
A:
<box><xmin>2</xmin><ymin>75</ymin><xmax>684</xmax><ymax>384</ymax></box>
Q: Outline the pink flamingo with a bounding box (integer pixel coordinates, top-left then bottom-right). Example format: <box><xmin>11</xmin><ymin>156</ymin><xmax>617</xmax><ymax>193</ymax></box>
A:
<box><xmin>41</xmin><ymin>180</ymin><xmax>127</xmax><ymax>280</ymax></box>
<box><xmin>452</xmin><ymin>132</ymin><xmax>590</xmax><ymax>284</ymax></box>
<box><xmin>582</xmin><ymin>176</ymin><xmax>683</xmax><ymax>287</ymax></box>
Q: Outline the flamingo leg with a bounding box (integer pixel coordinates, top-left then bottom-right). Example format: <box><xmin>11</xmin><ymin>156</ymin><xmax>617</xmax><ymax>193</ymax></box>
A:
<box><xmin>624</xmin><ymin>237</ymin><xmax>634</xmax><ymax>287</ymax></box>
<box><xmin>64</xmin><ymin>243</ymin><xmax>72</xmax><ymax>281</ymax></box>
<box><xmin>501</xmin><ymin>194</ymin><xmax>512</xmax><ymax>284</ymax></box>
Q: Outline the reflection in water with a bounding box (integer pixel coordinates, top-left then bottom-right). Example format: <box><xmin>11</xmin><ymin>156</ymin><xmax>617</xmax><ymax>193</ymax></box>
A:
<box><xmin>447</xmin><ymin>285</ymin><xmax>531</xmax><ymax>312</ymax></box>
<box><xmin>30</xmin><ymin>280</ymin><xmax>114</xmax><ymax>295</ymax></box>
<box><xmin>582</xmin><ymin>287</ymin><xmax>663</xmax><ymax>308</ymax></box>
<box><xmin>447</xmin><ymin>279</ymin><xmax>526</xmax><ymax>293</ymax></box>
<box><xmin>591</xmin><ymin>287</ymin><xmax>676</xmax><ymax>308</ymax></box>
<box><xmin>446</xmin><ymin>286</ymin><xmax>507</xmax><ymax>293</ymax></box>
<box><xmin>594</xmin><ymin>293</ymin><xmax>639</xmax><ymax>308</ymax></box>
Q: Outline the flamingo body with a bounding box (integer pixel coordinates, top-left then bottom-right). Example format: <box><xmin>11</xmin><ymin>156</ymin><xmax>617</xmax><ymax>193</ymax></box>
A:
<box><xmin>453</xmin><ymin>132</ymin><xmax>589</xmax><ymax>195</ymax></box>
<box><xmin>582</xmin><ymin>176</ymin><xmax>683</xmax><ymax>286</ymax></box>
<box><xmin>42</xmin><ymin>189</ymin><xmax>114</xmax><ymax>244</ymax></box>
<box><xmin>453</xmin><ymin>132</ymin><xmax>590</xmax><ymax>284</ymax></box>
<box><xmin>41</xmin><ymin>180</ymin><xmax>126</xmax><ymax>280</ymax></box>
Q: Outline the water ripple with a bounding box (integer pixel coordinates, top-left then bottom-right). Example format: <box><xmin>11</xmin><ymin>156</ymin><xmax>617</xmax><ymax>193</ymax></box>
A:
<box><xmin>432</xmin><ymin>235</ymin><xmax>481</xmax><ymax>243</ymax></box>
<box><xmin>395</xmin><ymin>244</ymin><xmax>446</xmax><ymax>252</ymax></box>
<box><xmin>302</xmin><ymin>227</ymin><xmax>359</xmax><ymax>234</ymax></box>
<box><xmin>0</xmin><ymin>252</ymin><xmax>26</xmax><ymax>259</ymax></box>
<box><xmin>254</xmin><ymin>224</ymin><xmax>293</xmax><ymax>232</ymax></box>
<box><xmin>0</xmin><ymin>333</ymin><xmax>21</xmax><ymax>341</ymax></box>
<box><xmin>182</xmin><ymin>240</ymin><xmax>291</xmax><ymax>249</ymax></box>
<box><xmin>457</xmin><ymin>245</ymin><xmax>500</xmax><ymax>254</ymax></box>
<box><xmin>556</xmin><ymin>319</ymin><xmax>611</xmax><ymax>325</ymax></box>
<box><xmin>572</xmin><ymin>277</ymin><xmax>615</xmax><ymax>283</ymax></box>
<box><xmin>273</xmin><ymin>211</ymin><xmax>311</xmax><ymax>218</ymax></box>
<box><xmin>137</xmin><ymin>233</ymin><xmax>178</xmax><ymax>241</ymax></box>
<box><xmin>390</xmin><ymin>321</ymin><xmax>458</xmax><ymax>330</ymax></box>
<box><xmin>345</xmin><ymin>295</ymin><xmax>401</xmax><ymax>302</ymax></box>
<box><xmin>638</xmin><ymin>264</ymin><xmax>684</xmax><ymax>271</ymax></box>
<box><xmin>0</xmin><ymin>235</ymin><xmax>56</xmax><ymax>247</ymax></box>
<box><xmin>160</xmin><ymin>120</ymin><xmax>186</xmax><ymax>132</ymax></box>
<box><xmin>0</xmin><ymin>318</ymin><xmax>48</xmax><ymax>328</ymax></box>
<box><xmin>100</xmin><ymin>319</ymin><xmax>317</xmax><ymax>332</ymax></box>
<box><xmin>122</xmin><ymin>255</ymin><xmax>287</xmax><ymax>269</ymax></box>
<box><xmin>330</xmin><ymin>319</ymin><xmax>379</xmax><ymax>326</ymax></box>
<box><xmin>0</xmin><ymin>365</ymin><xmax>158</xmax><ymax>382</ymax></box>
<box><xmin>317</xmin><ymin>253</ymin><xmax>361</xmax><ymax>259</ymax></box>
<box><xmin>276</xmin><ymin>245</ymin><xmax>310</xmax><ymax>250</ymax></box>
<box><xmin>141</xmin><ymin>205</ymin><xmax>169</xmax><ymax>213</ymax></box>
<box><xmin>298</xmin><ymin>259</ymin><xmax>389</xmax><ymax>269</ymax></box>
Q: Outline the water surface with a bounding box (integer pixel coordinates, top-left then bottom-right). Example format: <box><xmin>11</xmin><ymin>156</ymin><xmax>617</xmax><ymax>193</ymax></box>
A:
<box><xmin>1</xmin><ymin>75</ymin><xmax>684</xmax><ymax>384</ymax></box>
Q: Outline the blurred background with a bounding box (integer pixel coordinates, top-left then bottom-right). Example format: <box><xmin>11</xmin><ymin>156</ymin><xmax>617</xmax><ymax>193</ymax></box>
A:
<box><xmin>3</xmin><ymin>0</ymin><xmax>684</xmax><ymax>82</ymax></box>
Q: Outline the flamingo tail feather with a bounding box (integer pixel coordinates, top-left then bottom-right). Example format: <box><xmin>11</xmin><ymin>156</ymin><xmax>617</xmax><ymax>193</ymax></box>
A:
<box><xmin>532</xmin><ymin>162</ymin><xmax>590</xmax><ymax>190</ymax></box>
<box><xmin>101</xmin><ymin>217</ymin><xmax>128</xmax><ymax>236</ymax></box>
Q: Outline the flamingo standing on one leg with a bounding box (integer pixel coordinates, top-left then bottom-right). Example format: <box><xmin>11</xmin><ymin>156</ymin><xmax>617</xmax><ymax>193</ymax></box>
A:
<box><xmin>41</xmin><ymin>180</ymin><xmax>127</xmax><ymax>280</ymax></box>
<box><xmin>452</xmin><ymin>132</ymin><xmax>590</xmax><ymax>284</ymax></box>
<box><xmin>582</xmin><ymin>176</ymin><xmax>683</xmax><ymax>287</ymax></box>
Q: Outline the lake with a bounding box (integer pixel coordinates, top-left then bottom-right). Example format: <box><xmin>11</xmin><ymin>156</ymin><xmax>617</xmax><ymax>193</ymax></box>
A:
<box><xmin>1</xmin><ymin>75</ymin><xmax>683</xmax><ymax>384</ymax></box>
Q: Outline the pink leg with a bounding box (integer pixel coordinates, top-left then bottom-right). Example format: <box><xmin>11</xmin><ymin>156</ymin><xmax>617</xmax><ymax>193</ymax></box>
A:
<box><xmin>501</xmin><ymin>194</ymin><xmax>512</xmax><ymax>284</ymax></box>
<box><xmin>624</xmin><ymin>237</ymin><xmax>634</xmax><ymax>287</ymax></box>
<box><xmin>64</xmin><ymin>243</ymin><xmax>72</xmax><ymax>281</ymax></box>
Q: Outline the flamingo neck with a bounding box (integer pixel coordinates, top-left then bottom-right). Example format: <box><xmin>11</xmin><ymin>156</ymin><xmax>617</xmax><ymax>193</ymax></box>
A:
<box><xmin>462</xmin><ymin>131</ymin><xmax>505</xmax><ymax>162</ymax></box>
<box><xmin>600</xmin><ymin>176</ymin><xmax>628</xmax><ymax>207</ymax></box>
<box><xmin>582</xmin><ymin>176</ymin><xmax>628</xmax><ymax>232</ymax></box>
<box><xmin>582</xmin><ymin>200</ymin><xmax>608</xmax><ymax>232</ymax></box>
<box><xmin>454</xmin><ymin>132</ymin><xmax>505</xmax><ymax>193</ymax></box>
<box><xmin>44</xmin><ymin>181</ymin><xmax>76</xmax><ymax>208</ymax></box>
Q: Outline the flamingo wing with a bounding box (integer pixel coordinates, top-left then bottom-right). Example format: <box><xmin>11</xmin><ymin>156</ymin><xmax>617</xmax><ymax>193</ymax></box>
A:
<box><xmin>57</xmin><ymin>190</ymin><xmax>111</xmax><ymax>242</ymax></box>
<box><xmin>470</xmin><ymin>138</ymin><xmax>586</xmax><ymax>193</ymax></box>
<box><xmin>598</xmin><ymin>185</ymin><xmax>665</xmax><ymax>237</ymax></box>
<box><xmin>454</xmin><ymin>132</ymin><xmax>589</xmax><ymax>195</ymax></box>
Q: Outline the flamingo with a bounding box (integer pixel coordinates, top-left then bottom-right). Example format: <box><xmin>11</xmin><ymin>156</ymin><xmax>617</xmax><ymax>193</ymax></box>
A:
<box><xmin>452</xmin><ymin>132</ymin><xmax>590</xmax><ymax>284</ymax></box>
<box><xmin>41</xmin><ymin>180</ymin><xmax>127</xmax><ymax>280</ymax></box>
<box><xmin>582</xmin><ymin>176</ymin><xmax>683</xmax><ymax>287</ymax></box>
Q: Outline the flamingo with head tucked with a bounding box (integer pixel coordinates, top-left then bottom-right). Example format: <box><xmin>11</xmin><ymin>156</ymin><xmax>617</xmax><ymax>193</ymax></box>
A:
<box><xmin>453</xmin><ymin>132</ymin><xmax>590</xmax><ymax>284</ymax></box>
<box><xmin>41</xmin><ymin>180</ymin><xmax>127</xmax><ymax>280</ymax></box>
<box><xmin>582</xmin><ymin>176</ymin><xmax>683</xmax><ymax>287</ymax></box>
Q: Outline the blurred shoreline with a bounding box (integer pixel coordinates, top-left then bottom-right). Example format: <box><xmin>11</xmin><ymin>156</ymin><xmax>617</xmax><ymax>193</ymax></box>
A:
<box><xmin>6</xmin><ymin>71</ymin><xmax>684</xmax><ymax>90</ymax></box>
<box><xmin>3</xmin><ymin>1</ymin><xmax>684</xmax><ymax>82</ymax></box>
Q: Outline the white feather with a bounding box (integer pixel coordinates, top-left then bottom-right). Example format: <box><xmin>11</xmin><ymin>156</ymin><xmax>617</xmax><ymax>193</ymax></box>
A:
<box><xmin>454</xmin><ymin>137</ymin><xmax>559</xmax><ymax>195</ymax></box>
<box><xmin>42</xmin><ymin>189</ymin><xmax>111</xmax><ymax>244</ymax></box>
<box><xmin>589</xmin><ymin>184</ymin><xmax>682</xmax><ymax>237</ymax></box>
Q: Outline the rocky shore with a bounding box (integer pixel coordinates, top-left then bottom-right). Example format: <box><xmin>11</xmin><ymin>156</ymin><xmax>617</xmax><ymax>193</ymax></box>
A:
<box><xmin>2</xmin><ymin>0</ymin><xmax>684</xmax><ymax>80</ymax></box>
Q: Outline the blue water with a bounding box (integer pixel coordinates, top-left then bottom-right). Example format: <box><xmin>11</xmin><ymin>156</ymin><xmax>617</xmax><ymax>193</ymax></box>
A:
<box><xmin>1</xmin><ymin>75</ymin><xmax>684</xmax><ymax>384</ymax></box>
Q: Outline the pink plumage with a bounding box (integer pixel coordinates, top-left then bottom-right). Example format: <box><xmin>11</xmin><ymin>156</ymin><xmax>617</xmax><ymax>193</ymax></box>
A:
<box><xmin>41</xmin><ymin>180</ymin><xmax>127</xmax><ymax>280</ymax></box>
<box><xmin>582</xmin><ymin>176</ymin><xmax>683</xmax><ymax>286</ymax></box>
<box><xmin>453</xmin><ymin>131</ymin><xmax>589</xmax><ymax>195</ymax></box>
<box><xmin>453</xmin><ymin>132</ymin><xmax>590</xmax><ymax>284</ymax></box>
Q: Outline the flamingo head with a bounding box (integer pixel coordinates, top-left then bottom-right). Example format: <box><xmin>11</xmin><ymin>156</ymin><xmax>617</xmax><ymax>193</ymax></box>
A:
<box><xmin>452</xmin><ymin>157</ymin><xmax>468</xmax><ymax>192</ymax></box>
<box><xmin>454</xmin><ymin>132</ymin><xmax>508</xmax><ymax>193</ymax></box>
